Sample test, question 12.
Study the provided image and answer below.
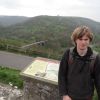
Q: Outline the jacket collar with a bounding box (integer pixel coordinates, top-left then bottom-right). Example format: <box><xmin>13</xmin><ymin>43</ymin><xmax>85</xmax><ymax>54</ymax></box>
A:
<box><xmin>73</xmin><ymin>46</ymin><xmax>93</xmax><ymax>60</ymax></box>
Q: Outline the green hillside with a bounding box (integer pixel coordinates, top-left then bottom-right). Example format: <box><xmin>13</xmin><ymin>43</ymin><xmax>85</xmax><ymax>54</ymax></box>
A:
<box><xmin>0</xmin><ymin>15</ymin><xmax>100</xmax><ymax>59</ymax></box>
<box><xmin>0</xmin><ymin>16</ymin><xmax>29</xmax><ymax>27</ymax></box>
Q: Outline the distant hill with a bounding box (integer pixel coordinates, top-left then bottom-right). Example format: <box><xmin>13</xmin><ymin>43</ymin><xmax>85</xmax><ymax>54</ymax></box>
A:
<box><xmin>0</xmin><ymin>15</ymin><xmax>100</xmax><ymax>48</ymax></box>
<box><xmin>0</xmin><ymin>16</ymin><xmax>29</xmax><ymax>26</ymax></box>
<box><xmin>0</xmin><ymin>15</ymin><xmax>100</xmax><ymax>59</ymax></box>
<box><xmin>0</xmin><ymin>15</ymin><xmax>100</xmax><ymax>40</ymax></box>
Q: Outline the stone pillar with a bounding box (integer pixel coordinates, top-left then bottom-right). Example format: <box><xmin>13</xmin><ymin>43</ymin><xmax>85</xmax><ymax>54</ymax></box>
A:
<box><xmin>23</xmin><ymin>77</ymin><xmax>61</xmax><ymax>100</ymax></box>
<box><xmin>21</xmin><ymin>57</ymin><xmax>61</xmax><ymax>100</ymax></box>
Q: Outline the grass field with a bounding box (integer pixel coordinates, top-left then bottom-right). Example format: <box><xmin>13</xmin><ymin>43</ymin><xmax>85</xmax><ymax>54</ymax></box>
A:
<box><xmin>0</xmin><ymin>66</ymin><xmax>23</xmax><ymax>88</ymax></box>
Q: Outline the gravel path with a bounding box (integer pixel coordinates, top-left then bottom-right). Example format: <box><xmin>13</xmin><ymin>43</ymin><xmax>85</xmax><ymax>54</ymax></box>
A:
<box><xmin>0</xmin><ymin>51</ymin><xmax>34</xmax><ymax>70</ymax></box>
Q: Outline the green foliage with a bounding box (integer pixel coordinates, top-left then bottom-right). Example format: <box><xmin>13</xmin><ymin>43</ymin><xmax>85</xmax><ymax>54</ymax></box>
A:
<box><xmin>93</xmin><ymin>90</ymin><xmax>98</xmax><ymax>100</ymax></box>
<box><xmin>92</xmin><ymin>44</ymin><xmax>100</xmax><ymax>53</ymax></box>
<box><xmin>0</xmin><ymin>15</ymin><xmax>100</xmax><ymax>42</ymax></box>
<box><xmin>0</xmin><ymin>16</ymin><xmax>100</xmax><ymax>60</ymax></box>
<box><xmin>0</xmin><ymin>66</ymin><xmax>23</xmax><ymax>88</ymax></box>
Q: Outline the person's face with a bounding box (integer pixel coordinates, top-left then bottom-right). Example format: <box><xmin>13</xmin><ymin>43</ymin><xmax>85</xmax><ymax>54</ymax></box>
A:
<box><xmin>75</xmin><ymin>35</ymin><xmax>90</xmax><ymax>50</ymax></box>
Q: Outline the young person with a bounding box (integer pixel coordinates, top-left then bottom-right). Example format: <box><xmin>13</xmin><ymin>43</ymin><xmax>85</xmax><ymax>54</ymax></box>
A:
<box><xmin>58</xmin><ymin>26</ymin><xmax>100</xmax><ymax>100</ymax></box>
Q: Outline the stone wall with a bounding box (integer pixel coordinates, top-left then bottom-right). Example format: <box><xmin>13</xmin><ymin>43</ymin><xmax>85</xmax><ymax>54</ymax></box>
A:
<box><xmin>0</xmin><ymin>83</ymin><xmax>23</xmax><ymax>100</ymax></box>
<box><xmin>23</xmin><ymin>77</ymin><xmax>61</xmax><ymax>100</ymax></box>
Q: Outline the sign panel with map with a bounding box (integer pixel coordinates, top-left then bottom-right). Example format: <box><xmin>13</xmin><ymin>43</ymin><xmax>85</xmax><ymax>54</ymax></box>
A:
<box><xmin>21</xmin><ymin>57</ymin><xmax>60</xmax><ymax>85</ymax></box>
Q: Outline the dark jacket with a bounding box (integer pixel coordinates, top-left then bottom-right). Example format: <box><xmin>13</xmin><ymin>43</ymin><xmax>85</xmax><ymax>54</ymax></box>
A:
<box><xmin>58</xmin><ymin>47</ymin><xmax>100</xmax><ymax>99</ymax></box>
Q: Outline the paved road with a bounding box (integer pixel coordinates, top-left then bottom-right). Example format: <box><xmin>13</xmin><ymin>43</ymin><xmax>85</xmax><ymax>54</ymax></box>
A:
<box><xmin>0</xmin><ymin>51</ymin><xmax>34</xmax><ymax>70</ymax></box>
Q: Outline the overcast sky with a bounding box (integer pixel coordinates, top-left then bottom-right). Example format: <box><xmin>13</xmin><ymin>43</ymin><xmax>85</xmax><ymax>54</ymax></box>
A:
<box><xmin>0</xmin><ymin>0</ymin><xmax>100</xmax><ymax>22</ymax></box>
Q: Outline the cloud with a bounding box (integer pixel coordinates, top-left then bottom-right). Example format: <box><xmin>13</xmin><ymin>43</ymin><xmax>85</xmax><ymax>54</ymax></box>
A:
<box><xmin>0</xmin><ymin>0</ymin><xmax>21</xmax><ymax>9</ymax></box>
<box><xmin>0</xmin><ymin>0</ymin><xmax>100</xmax><ymax>22</ymax></box>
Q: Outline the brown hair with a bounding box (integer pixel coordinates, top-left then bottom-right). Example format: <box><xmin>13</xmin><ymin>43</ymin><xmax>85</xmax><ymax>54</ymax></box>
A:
<box><xmin>71</xmin><ymin>26</ymin><xmax>93</xmax><ymax>43</ymax></box>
